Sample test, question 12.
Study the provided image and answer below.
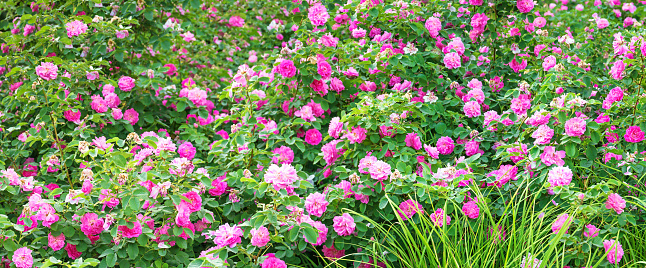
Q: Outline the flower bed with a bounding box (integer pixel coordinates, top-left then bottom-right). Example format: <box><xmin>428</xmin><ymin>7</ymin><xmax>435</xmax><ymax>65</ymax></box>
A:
<box><xmin>0</xmin><ymin>0</ymin><xmax>645</xmax><ymax>267</ymax></box>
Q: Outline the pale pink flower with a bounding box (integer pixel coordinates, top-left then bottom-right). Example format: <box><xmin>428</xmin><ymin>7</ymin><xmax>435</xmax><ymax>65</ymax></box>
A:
<box><xmin>368</xmin><ymin>160</ymin><xmax>391</xmax><ymax>181</ymax></box>
<box><xmin>463</xmin><ymin>101</ymin><xmax>481</xmax><ymax>117</ymax></box>
<box><xmin>263</xmin><ymin>164</ymin><xmax>299</xmax><ymax>190</ymax></box>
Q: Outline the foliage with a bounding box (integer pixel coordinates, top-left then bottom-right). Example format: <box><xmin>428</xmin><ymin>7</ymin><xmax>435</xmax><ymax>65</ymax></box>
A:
<box><xmin>1</xmin><ymin>0</ymin><xmax>646</xmax><ymax>267</ymax></box>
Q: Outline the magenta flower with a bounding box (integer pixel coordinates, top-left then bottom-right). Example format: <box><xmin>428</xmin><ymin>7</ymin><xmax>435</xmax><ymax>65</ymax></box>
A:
<box><xmin>305</xmin><ymin>192</ymin><xmax>329</xmax><ymax>217</ymax></box>
<box><xmin>405</xmin><ymin>133</ymin><xmax>422</xmax><ymax>150</ymax></box>
<box><xmin>307</xmin><ymin>3</ymin><xmax>329</xmax><ymax>26</ymax></box>
<box><xmin>443</xmin><ymin>52</ymin><xmax>461</xmax><ymax>69</ymax></box>
<box><xmin>181</xmin><ymin>190</ymin><xmax>202</xmax><ymax>213</ymax></box>
<box><xmin>564</xmin><ymin>117</ymin><xmax>586</xmax><ymax>137</ymax></box>
<box><xmin>12</xmin><ymin>247</ymin><xmax>33</xmax><ymax>268</ymax></box>
<box><xmin>603</xmin><ymin>239</ymin><xmax>624</xmax><ymax>264</ymax></box>
<box><xmin>551</xmin><ymin>213</ymin><xmax>570</xmax><ymax>234</ymax></box>
<box><xmin>272</xmin><ymin>146</ymin><xmax>294</xmax><ymax>165</ymax></box>
<box><xmin>430</xmin><ymin>208</ymin><xmax>451</xmax><ymax>227</ymax></box>
<box><xmin>65</xmin><ymin>20</ymin><xmax>88</xmax><ymax>37</ymax></box>
<box><xmin>229</xmin><ymin>16</ymin><xmax>244</xmax><ymax>27</ymax></box>
<box><xmin>305</xmin><ymin>129</ymin><xmax>323</xmax><ymax>145</ymax></box>
<box><xmin>517</xmin><ymin>0</ymin><xmax>535</xmax><ymax>13</ymax></box>
<box><xmin>328</xmin><ymin>117</ymin><xmax>344</xmax><ymax>138</ymax></box>
<box><xmin>547</xmin><ymin>166</ymin><xmax>573</xmax><ymax>187</ymax></box>
<box><xmin>48</xmin><ymin>232</ymin><xmax>65</xmax><ymax>251</ymax></box>
<box><xmin>80</xmin><ymin>213</ymin><xmax>104</xmax><ymax>236</ymax></box>
<box><xmin>277</xmin><ymin>59</ymin><xmax>296</xmax><ymax>78</ymax></box>
<box><xmin>542</xmin><ymin>55</ymin><xmax>556</xmax><ymax>71</ymax></box>
<box><xmin>345</xmin><ymin>126</ymin><xmax>367</xmax><ymax>144</ymax></box>
<box><xmin>398</xmin><ymin>199</ymin><xmax>423</xmax><ymax>220</ymax></box>
<box><xmin>583</xmin><ymin>224</ymin><xmax>600</xmax><ymax>238</ymax></box>
<box><xmin>212</xmin><ymin>223</ymin><xmax>243</xmax><ymax>248</ymax></box>
<box><xmin>462</xmin><ymin>201</ymin><xmax>480</xmax><ymax>219</ymax></box>
<box><xmin>35</xmin><ymin>62</ymin><xmax>58</xmax><ymax>81</ymax></box>
<box><xmin>116</xmin><ymin>30</ymin><xmax>129</xmax><ymax>39</ymax></box>
<box><xmin>118</xmin><ymin>76</ymin><xmax>136</xmax><ymax>91</ymax></box>
<box><xmin>304</xmin><ymin>221</ymin><xmax>328</xmax><ymax>246</ymax></box>
<box><xmin>99</xmin><ymin>189</ymin><xmax>119</xmax><ymax>209</ymax></box>
<box><xmin>317</xmin><ymin>60</ymin><xmax>332</xmax><ymax>80</ymax></box>
<box><xmin>624</xmin><ymin>126</ymin><xmax>644</xmax><ymax>143</ymax></box>
<box><xmin>91</xmin><ymin>95</ymin><xmax>108</xmax><ymax>113</ymax></box>
<box><xmin>178</xmin><ymin>142</ymin><xmax>197</xmax><ymax>160</ymax></box>
<box><xmin>609</xmin><ymin>60</ymin><xmax>625</xmax><ymax>80</ymax></box>
<box><xmin>322</xmin><ymin>244</ymin><xmax>345</xmax><ymax>260</ymax></box>
<box><xmin>509</xmin><ymin>57</ymin><xmax>528</xmax><ymax>73</ymax></box>
<box><xmin>262</xmin><ymin>254</ymin><xmax>287</xmax><ymax>268</ymax></box>
<box><xmin>486</xmin><ymin>165</ymin><xmax>518</xmax><ymax>187</ymax></box>
<box><xmin>333</xmin><ymin>213</ymin><xmax>356</xmax><ymax>236</ymax></box>
<box><xmin>605</xmin><ymin>193</ymin><xmax>626</xmax><ymax>214</ymax></box>
<box><xmin>436</xmin><ymin>136</ymin><xmax>455</xmax><ymax>155</ymax></box>
<box><xmin>425</xmin><ymin>17</ymin><xmax>442</xmax><ymax>38</ymax></box>
<box><xmin>250</xmin><ymin>226</ymin><xmax>270</xmax><ymax>247</ymax></box>
<box><xmin>65</xmin><ymin>244</ymin><xmax>82</xmax><ymax>259</ymax></box>
<box><xmin>540</xmin><ymin>146</ymin><xmax>566</xmax><ymax>167</ymax></box>
<box><xmin>123</xmin><ymin>108</ymin><xmax>139</xmax><ymax>125</ymax></box>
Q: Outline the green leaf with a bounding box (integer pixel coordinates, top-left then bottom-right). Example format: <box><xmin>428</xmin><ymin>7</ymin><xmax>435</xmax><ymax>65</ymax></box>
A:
<box><xmin>106</xmin><ymin>253</ymin><xmax>117</xmax><ymax>267</ymax></box>
<box><xmin>235</xmin><ymin>135</ymin><xmax>245</xmax><ymax>146</ymax></box>
<box><xmin>115</xmin><ymin>51</ymin><xmax>124</xmax><ymax>62</ymax></box>
<box><xmin>113</xmin><ymin>154</ymin><xmax>127</xmax><ymax>169</ymax></box>
<box><xmin>127</xmin><ymin>244</ymin><xmax>139</xmax><ymax>259</ymax></box>
<box><xmin>396</xmin><ymin>161</ymin><xmax>406</xmax><ymax>172</ymax></box>
<box><xmin>585</xmin><ymin>144</ymin><xmax>597</xmax><ymax>160</ymax></box>
<box><xmin>368</xmin><ymin>8</ymin><xmax>379</xmax><ymax>17</ymax></box>
<box><xmin>288</xmin><ymin>226</ymin><xmax>299</xmax><ymax>242</ymax></box>
<box><xmin>565</xmin><ymin>142</ymin><xmax>576</xmax><ymax>158</ymax></box>
<box><xmin>435</xmin><ymin>123</ymin><xmax>446</xmax><ymax>134</ymax></box>
<box><xmin>48</xmin><ymin>187</ymin><xmax>63</xmax><ymax>198</ymax></box>
<box><xmin>303</xmin><ymin>227</ymin><xmax>319</xmax><ymax>244</ymax></box>
<box><xmin>379</xmin><ymin>197</ymin><xmax>388</xmax><ymax>210</ymax></box>
<box><xmin>198</xmin><ymin>107</ymin><xmax>209</xmax><ymax>120</ymax></box>
<box><xmin>144</xmin><ymin>10</ymin><xmax>154</xmax><ymax>20</ymax></box>
<box><xmin>161</xmin><ymin>39</ymin><xmax>171</xmax><ymax>50</ymax></box>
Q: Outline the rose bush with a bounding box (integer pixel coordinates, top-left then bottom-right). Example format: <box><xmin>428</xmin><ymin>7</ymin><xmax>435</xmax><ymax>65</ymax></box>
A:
<box><xmin>1</xmin><ymin>0</ymin><xmax>646</xmax><ymax>267</ymax></box>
